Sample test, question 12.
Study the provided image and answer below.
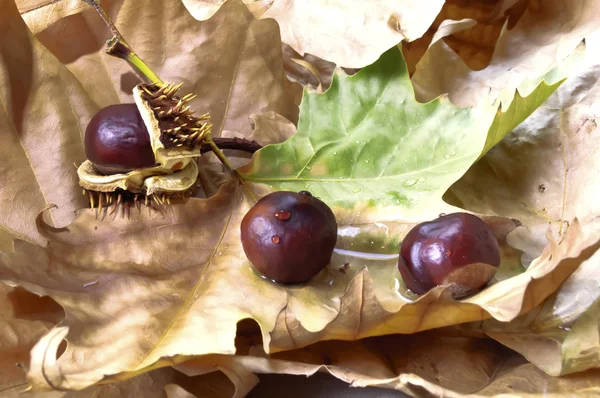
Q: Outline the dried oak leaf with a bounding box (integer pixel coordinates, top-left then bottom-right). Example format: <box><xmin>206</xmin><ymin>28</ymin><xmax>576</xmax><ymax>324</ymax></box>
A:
<box><xmin>0</xmin><ymin>0</ymin><xmax>93</xmax><ymax>245</ymax></box>
<box><xmin>477</xmin><ymin>219</ymin><xmax>600</xmax><ymax>377</ymax></box>
<box><xmin>447</xmin><ymin>34</ymin><xmax>600</xmax><ymax>260</ymax></box>
<box><xmin>2</xmin><ymin>48</ymin><xmax>598</xmax><ymax>392</ymax></box>
<box><xmin>2</xmin><ymin>0</ymin><xmax>300</xmax><ymax>244</ymax></box>
<box><xmin>181</xmin><ymin>0</ymin><xmax>445</xmax><ymax>68</ymax></box>
<box><xmin>2</xmin><ymin>180</ymin><xmax>597</xmax><ymax>393</ymax></box>
<box><xmin>17</xmin><ymin>0</ymin><xmax>300</xmax><ymax>137</ymax></box>
<box><xmin>412</xmin><ymin>0</ymin><xmax>600</xmax><ymax>110</ymax></box>
<box><xmin>0</xmin><ymin>281</ymin><xmax>63</xmax><ymax>397</ymax></box>
<box><xmin>174</xmin><ymin>332</ymin><xmax>600</xmax><ymax>397</ymax></box>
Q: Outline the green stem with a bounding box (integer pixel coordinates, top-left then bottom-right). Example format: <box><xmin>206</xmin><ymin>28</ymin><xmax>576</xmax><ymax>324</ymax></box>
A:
<box><xmin>106</xmin><ymin>38</ymin><xmax>163</xmax><ymax>84</ymax></box>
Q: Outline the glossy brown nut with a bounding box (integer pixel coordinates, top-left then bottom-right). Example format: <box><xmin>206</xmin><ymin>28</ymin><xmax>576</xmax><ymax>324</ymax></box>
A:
<box><xmin>241</xmin><ymin>191</ymin><xmax>338</xmax><ymax>284</ymax></box>
<box><xmin>398</xmin><ymin>212</ymin><xmax>500</xmax><ymax>298</ymax></box>
<box><xmin>84</xmin><ymin>103</ymin><xmax>155</xmax><ymax>173</ymax></box>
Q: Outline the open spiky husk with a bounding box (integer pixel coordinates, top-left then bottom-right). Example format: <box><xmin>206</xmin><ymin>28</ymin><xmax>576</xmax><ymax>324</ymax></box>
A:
<box><xmin>78</xmin><ymin>81</ymin><xmax>212</xmax><ymax>212</ymax></box>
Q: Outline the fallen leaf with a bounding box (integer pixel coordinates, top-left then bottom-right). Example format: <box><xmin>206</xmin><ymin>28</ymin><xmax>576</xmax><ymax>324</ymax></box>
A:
<box><xmin>447</xmin><ymin>33</ymin><xmax>600</xmax><ymax>260</ymax></box>
<box><xmin>240</xmin><ymin>45</ymin><xmax>576</xmax><ymax>222</ymax></box>
<box><xmin>182</xmin><ymin>0</ymin><xmax>445</xmax><ymax>68</ymax></box>
<box><xmin>179</xmin><ymin>0</ymin><xmax>272</xmax><ymax>21</ymax></box>
<box><xmin>19</xmin><ymin>0</ymin><xmax>300</xmax><ymax>138</ymax></box>
<box><xmin>0</xmin><ymin>0</ymin><xmax>92</xmax><ymax>245</ymax></box>
<box><xmin>175</xmin><ymin>332</ymin><xmax>600</xmax><ymax>397</ymax></box>
<box><xmin>476</xmin><ymin>220</ymin><xmax>600</xmax><ymax>377</ymax></box>
<box><xmin>412</xmin><ymin>0</ymin><xmax>600</xmax><ymax>109</ymax></box>
<box><xmin>0</xmin><ymin>280</ymin><xmax>63</xmax><ymax>397</ymax></box>
<box><xmin>0</xmin><ymin>168</ymin><xmax>596</xmax><ymax>392</ymax></box>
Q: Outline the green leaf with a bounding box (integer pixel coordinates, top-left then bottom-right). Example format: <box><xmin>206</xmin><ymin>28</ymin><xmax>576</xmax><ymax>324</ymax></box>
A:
<box><xmin>240</xmin><ymin>46</ymin><xmax>496</xmax><ymax>216</ymax></box>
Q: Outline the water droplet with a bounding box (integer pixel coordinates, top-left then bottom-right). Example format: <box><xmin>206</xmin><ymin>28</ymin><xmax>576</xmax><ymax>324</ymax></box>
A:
<box><xmin>83</xmin><ymin>280</ymin><xmax>99</xmax><ymax>288</ymax></box>
<box><xmin>418</xmin><ymin>178</ymin><xmax>426</xmax><ymax>183</ymax></box>
<box><xmin>403</xmin><ymin>179</ymin><xmax>418</xmax><ymax>187</ymax></box>
<box><xmin>356</xmin><ymin>140</ymin><xmax>360</xmax><ymax>144</ymax></box>
<box><xmin>274</xmin><ymin>210</ymin><xmax>291</xmax><ymax>220</ymax></box>
<box><xmin>558</xmin><ymin>325</ymin><xmax>571</xmax><ymax>332</ymax></box>
<box><xmin>370</xmin><ymin>241</ymin><xmax>374</xmax><ymax>245</ymax></box>
<box><xmin>333</xmin><ymin>152</ymin><xmax>338</xmax><ymax>155</ymax></box>
<box><xmin>352</xmin><ymin>188</ymin><xmax>361</xmax><ymax>193</ymax></box>
<box><xmin>365</xmin><ymin>160</ymin><xmax>370</xmax><ymax>163</ymax></box>
<box><xmin>299</xmin><ymin>190</ymin><xmax>312</xmax><ymax>197</ymax></box>
<box><xmin>306</xmin><ymin>166</ymin><xmax>312</xmax><ymax>170</ymax></box>
<box><xmin>271</xmin><ymin>235</ymin><xmax>281</xmax><ymax>244</ymax></box>
<box><xmin>450</xmin><ymin>151</ymin><xmax>457</xmax><ymax>157</ymax></box>
<box><xmin>444</xmin><ymin>154</ymin><xmax>451</xmax><ymax>159</ymax></box>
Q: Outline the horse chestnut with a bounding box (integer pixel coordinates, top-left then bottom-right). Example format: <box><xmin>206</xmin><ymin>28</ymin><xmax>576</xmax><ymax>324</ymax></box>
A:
<box><xmin>241</xmin><ymin>191</ymin><xmax>337</xmax><ymax>284</ymax></box>
<box><xmin>84</xmin><ymin>103</ymin><xmax>155</xmax><ymax>174</ymax></box>
<box><xmin>398</xmin><ymin>212</ymin><xmax>500</xmax><ymax>299</ymax></box>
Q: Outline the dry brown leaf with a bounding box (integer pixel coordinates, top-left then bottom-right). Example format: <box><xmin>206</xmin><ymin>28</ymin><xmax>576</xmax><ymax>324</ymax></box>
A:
<box><xmin>446</xmin><ymin>33</ymin><xmax>600</xmax><ymax>260</ymax></box>
<box><xmin>0</xmin><ymin>0</ymin><xmax>93</xmax><ymax>245</ymax></box>
<box><xmin>2</xmin><ymin>0</ymin><xmax>300</xmax><ymax>242</ymax></box>
<box><xmin>412</xmin><ymin>0</ymin><xmax>600</xmax><ymax>109</ymax></box>
<box><xmin>0</xmin><ymin>177</ymin><xmax>597</xmax><ymax>391</ymax></box>
<box><xmin>0</xmin><ymin>280</ymin><xmax>63</xmax><ymax>397</ymax></box>
<box><xmin>281</xmin><ymin>44</ymin><xmax>336</xmax><ymax>91</ymax></box>
<box><xmin>473</xmin><ymin>220</ymin><xmax>600</xmax><ymax>377</ymax></box>
<box><xmin>182</xmin><ymin>0</ymin><xmax>445</xmax><ymax>68</ymax></box>
<box><xmin>18</xmin><ymin>0</ymin><xmax>300</xmax><ymax>138</ymax></box>
<box><xmin>175</xmin><ymin>332</ymin><xmax>600</xmax><ymax>397</ymax></box>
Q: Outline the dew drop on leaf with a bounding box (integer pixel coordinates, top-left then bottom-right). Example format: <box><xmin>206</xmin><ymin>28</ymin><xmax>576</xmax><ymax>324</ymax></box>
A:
<box><xmin>271</xmin><ymin>235</ymin><xmax>281</xmax><ymax>244</ymax></box>
<box><xmin>352</xmin><ymin>188</ymin><xmax>361</xmax><ymax>193</ymax></box>
<box><xmin>418</xmin><ymin>178</ymin><xmax>426</xmax><ymax>183</ymax></box>
<box><xmin>403</xmin><ymin>179</ymin><xmax>418</xmax><ymax>187</ymax></box>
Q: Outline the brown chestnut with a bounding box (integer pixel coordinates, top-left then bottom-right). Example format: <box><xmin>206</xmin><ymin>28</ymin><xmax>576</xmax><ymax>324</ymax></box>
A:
<box><xmin>241</xmin><ymin>191</ymin><xmax>337</xmax><ymax>284</ymax></box>
<box><xmin>398</xmin><ymin>212</ymin><xmax>500</xmax><ymax>299</ymax></box>
<box><xmin>84</xmin><ymin>103</ymin><xmax>155</xmax><ymax>174</ymax></box>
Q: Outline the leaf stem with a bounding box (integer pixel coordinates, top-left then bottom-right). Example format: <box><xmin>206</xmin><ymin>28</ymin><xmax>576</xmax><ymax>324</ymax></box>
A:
<box><xmin>206</xmin><ymin>136</ymin><xmax>257</xmax><ymax>201</ymax></box>
<box><xmin>200</xmin><ymin>137</ymin><xmax>262</xmax><ymax>154</ymax></box>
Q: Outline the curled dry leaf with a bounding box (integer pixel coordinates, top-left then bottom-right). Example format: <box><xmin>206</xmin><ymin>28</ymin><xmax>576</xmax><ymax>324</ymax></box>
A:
<box><xmin>18</xmin><ymin>0</ymin><xmax>300</xmax><ymax>137</ymax></box>
<box><xmin>446</xmin><ymin>36</ymin><xmax>600</xmax><ymax>378</ymax></box>
<box><xmin>175</xmin><ymin>332</ymin><xmax>600</xmax><ymax>398</ymax></box>
<box><xmin>0</xmin><ymin>0</ymin><xmax>92</xmax><ymax>245</ymax></box>
<box><xmin>0</xmin><ymin>177</ymin><xmax>597</xmax><ymax>391</ymax></box>
<box><xmin>0</xmin><ymin>257</ymin><xmax>63</xmax><ymax>396</ymax></box>
<box><xmin>447</xmin><ymin>34</ymin><xmax>600</xmax><ymax>260</ymax></box>
<box><xmin>412</xmin><ymin>0</ymin><xmax>600</xmax><ymax>110</ymax></box>
<box><xmin>475</xmin><ymin>219</ymin><xmax>600</xmax><ymax>377</ymax></box>
<box><xmin>182</xmin><ymin>0</ymin><xmax>445</xmax><ymax>68</ymax></box>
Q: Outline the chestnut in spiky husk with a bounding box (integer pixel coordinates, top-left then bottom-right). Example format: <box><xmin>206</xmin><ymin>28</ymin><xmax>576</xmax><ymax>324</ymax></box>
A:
<box><xmin>398</xmin><ymin>212</ymin><xmax>500</xmax><ymax>299</ymax></box>
<box><xmin>85</xmin><ymin>103</ymin><xmax>155</xmax><ymax>174</ymax></box>
<box><xmin>77</xmin><ymin>82</ymin><xmax>211</xmax><ymax>211</ymax></box>
<box><xmin>241</xmin><ymin>191</ymin><xmax>338</xmax><ymax>284</ymax></box>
